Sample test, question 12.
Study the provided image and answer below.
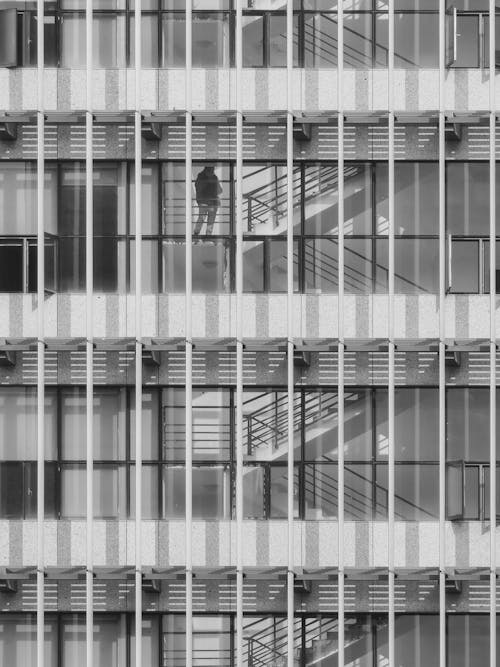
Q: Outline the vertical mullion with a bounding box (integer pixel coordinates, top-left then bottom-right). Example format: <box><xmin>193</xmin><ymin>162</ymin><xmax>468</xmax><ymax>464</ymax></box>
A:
<box><xmin>134</xmin><ymin>0</ymin><xmax>143</xmax><ymax>661</ymax></box>
<box><xmin>235</xmin><ymin>0</ymin><xmax>243</xmax><ymax>664</ymax></box>
<box><xmin>286</xmin><ymin>1</ymin><xmax>294</xmax><ymax>665</ymax></box>
<box><xmin>185</xmin><ymin>1</ymin><xmax>193</xmax><ymax>664</ymax></box>
<box><xmin>489</xmin><ymin>2</ymin><xmax>497</xmax><ymax>665</ymax></box>
<box><xmin>36</xmin><ymin>0</ymin><xmax>45</xmax><ymax>659</ymax></box>
<box><xmin>438</xmin><ymin>1</ymin><xmax>446</xmax><ymax>666</ymax></box>
<box><xmin>85</xmin><ymin>0</ymin><xmax>93</xmax><ymax>661</ymax></box>
<box><xmin>337</xmin><ymin>0</ymin><xmax>344</xmax><ymax>664</ymax></box>
<box><xmin>387</xmin><ymin>1</ymin><xmax>395</xmax><ymax>664</ymax></box>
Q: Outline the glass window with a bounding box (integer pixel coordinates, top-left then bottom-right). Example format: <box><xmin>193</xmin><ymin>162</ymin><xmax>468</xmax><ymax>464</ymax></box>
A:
<box><xmin>377</xmin><ymin>163</ymin><xmax>439</xmax><ymax>235</ymax></box>
<box><xmin>270</xmin><ymin>465</ymin><xmax>299</xmax><ymax>518</ymax></box>
<box><xmin>304</xmin><ymin>463</ymin><xmax>337</xmax><ymax>519</ymax></box>
<box><xmin>60</xmin><ymin>388</ymin><xmax>126</xmax><ymax>461</ymax></box>
<box><xmin>450</xmin><ymin>240</ymin><xmax>480</xmax><ymax>293</ymax></box>
<box><xmin>61</xmin><ymin>614</ymin><xmax>127</xmax><ymax>667</ymax></box>
<box><xmin>268</xmin><ymin>14</ymin><xmax>287</xmax><ymax>66</ymax></box>
<box><xmin>192</xmin><ymin>13</ymin><xmax>230</xmax><ymax>67</ymax></box>
<box><xmin>345</xmin><ymin>615</ymin><xmax>374</xmax><ymax>666</ymax></box>
<box><xmin>344</xmin><ymin>464</ymin><xmax>375</xmax><ymax>520</ymax></box>
<box><xmin>130</xmin><ymin>390</ymin><xmax>160</xmax><ymax>460</ymax></box>
<box><xmin>377</xmin><ymin>13</ymin><xmax>439</xmax><ymax>68</ymax></box>
<box><xmin>162</xmin><ymin>615</ymin><xmax>232</xmax><ymax>666</ymax></box>
<box><xmin>394</xmin><ymin>464</ymin><xmax>439</xmax><ymax>520</ymax></box>
<box><xmin>395</xmin><ymin>615</ymin><xmax>439</xmax><ymax>667</ymax></box>
<box><xmin>303</xmin><ymin>13</ymin><xmax>338</xmax><ymax>68</ymax></box>
<box><xmin>161</xmin><ymin>15</ymin><xmax>186</xmax><ymax>66</ymax></box>
<box><xmin>242</xmin><ymin>164</ymin><xmax>289</xmax><ymax>234</ymax></box>
<box><xmin>447</xmin><ymin>615</ymin><xmax>490</xmax><ymax>666</ymax></box>
<box><xmin>129</xmin><ymin>616</ymin><xmax>160</xmax><ymax>667</ymax></box>
<box><xmin>0</xmin><ymin>387</ymin><xmax>57</xmax><ymax>460</ymax></box>
<box><xmin>243</xmin><ymin>240</ymin><xmax>265</xmax><ymax>292</ymax></box>
<box><xmin>447</xmin><ymin>388</ymin><xmax>490</xmax><ymax>461</ymax></box>
<box><xmin>375</xmin><ymin>238</ymin><xmax>440</xmax><ymax>294</ymax></box>
<box><xmin>304</xmin><ymin>390</ymin><xmax>340</xmax><ymax>461</ymax></box>
<box><xmin>344</xmin><ymin>163</ymin><xmax>372</xmax><ymax>235</ymax></box>
<box><xmin>304</xmin><ymin>238</ymin><xmax>338</xmax><ymax>293</ymax></box>
<box><xmin>129</xmin><ymin>165</ymin><xmax>159</xmax><ymax>235</ymax></box>
<box><xmin>0</xmin><ymin>614</ymin><xmax>57</xmax><ymax>667</ymax></box>
<box><xmin>0</xmin><ymin>243</ymin><xmax>23</xmax><ymax>292</ymax></box>
<box><xmin>162</xmin><ymin>388</ymin><xmax>231</xmax><ymax>461</ymax></box>
<box><xmin>395</xmin><ymin>388</ymin><xmax>438</xmax><ymax>461</ymax></box>
<box><xmin>243</xmin><ymin>390</ymin><xmax>288</xmax><ymax>461</ymax></box>
<box><xmin>129</xmin><ymin>239</ymin><xmax>159</xmax><ymax>293</ymax></box>
<box><xmin>243</xmin><ymin>465</ymin><xmax>265</xmax><ymax>518</ymax></box>
<box><xmin>303</xmin><ymin>164</ymin><xmax>339</xmax><ymax>235</ymax></box>
<box><xmin>129</xmin><ymin>465</ymin><xmax>159</xmax><ymax>519</ymax></box>
<box><xmin>60</xmin><ymin>464</ymin><xmax>127</xmax><ymax>518</ymax></box>
<box><xmin>447</xmin><ymin>163</ymin><xmax>490</xmax><ymax>236</ymax></box>
<box><xmin>162</xmin><ymin>465</ymin><xmax>231</xmax><ymax>519</ymax></box>
<box><xmin>193</xmin><ymin>164</ymin><xmax>231</xmax><ymax>236</ymax></box>
<box><xmin>162</xmin><ymin>163</ymin><xmax>186</xmax><ymax>234</ymax></box>
<box><xmin>162</xmin><ymin>239</ymin><xmax>231</xmax><ymax>293</ymax></box>
<box><xmin>61</xmin><ymin>15</ymin><xmax>126</xmax><ymax>68</ymax></box>
<box><xmin>0</xmin><ymin>163</ymin><xmax>57</xmax><ymax>235</ymax></box>
<box><xmin>129</xmin><ymin>15</ymin><xmax>159</xmax><ymax>68</ymax></box>
<box><xmin>344</xmin><ymin>13</ymin><xmax>373</xmax><ymax>68</ymax></box>
<box><xmin>0</xmin><ymin>462</ymin><xmax>56</xmax><ymax>519</ymax></box>
<box><xmin>243</xmin><ymin>14</ymin><xmax>265</xmax><ymax>66</ymax></box>
<box><xmin>0</xmin><ymin>8</ymin><xmax>18</xmax><ymax>67</ymax></box>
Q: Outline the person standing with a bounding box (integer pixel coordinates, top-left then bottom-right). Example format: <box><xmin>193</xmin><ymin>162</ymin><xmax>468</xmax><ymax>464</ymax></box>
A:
<box><xmin>194</xmin><ymin>165</ymin><xmax>222</xmax><ymax>235</ymax></box>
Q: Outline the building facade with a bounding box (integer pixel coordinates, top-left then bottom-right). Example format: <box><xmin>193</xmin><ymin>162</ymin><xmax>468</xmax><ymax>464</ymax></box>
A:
<box><xmin>0</xmin><ymin>0</ymin><xmax>499</xmax><ymax>665</ymax></box>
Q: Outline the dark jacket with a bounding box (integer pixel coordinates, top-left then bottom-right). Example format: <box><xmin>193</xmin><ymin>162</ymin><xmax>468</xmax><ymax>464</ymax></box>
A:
<box><xmin>195</xmin><ymin>170</ymin><xmax>222</xmax><ymax>205</ymax></box>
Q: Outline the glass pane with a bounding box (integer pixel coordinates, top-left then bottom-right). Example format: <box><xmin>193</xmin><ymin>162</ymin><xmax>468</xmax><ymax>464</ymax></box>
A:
<box><xmin>161</xmin><ymin>15</ymin><xmax>185</xmax><ymax>67</ymax></box>
<box><xmin>60</xmin><ymin>465</ymin><xmax>86</xmax><ymax>518</ymax></box>
<box><xmin>130</xmin><ymin>617</ymin><xmax>160</xmax><ymax>667</ymax></box>
<box><xmin>0</xmin><ymin>163</ymin><xmax>57</xmax><ymax>235</ymax></box>
<box><xmin>395</xmin><ymin>388</ymin><xmax>439</xmax><ymax>461</ymax></box>
<box><xmin>303</xmin><ymin>164</ymin><xmax>339</xmax><ymax>234</ymax></box>
<box><xmin>242</xmin><ymin>390</ymin><xmax>288</xmax><ymax>461</ymax></box>
<box><xmin>94</xmin><ymin>465</ymin><xmax>126</xmax><ymax>518</ymax></box>
<box><xmin>129</xmin><ymin>465</ymin><xmax>159</xmax><ymax>519</ymax></box>
<box><xmin>344</xmin><ymin>163</ymin><xmax>372</xmax><ymax>235</ymax></box>
<box><xmin>377</xmin><ymin>13</ymin><xmax>439</xmax><ymax>68</ymax></box>
<box><xmin>94</xmin><ymin>15</ymin><xmax>126</xmax><ymax>68</ymax></box>
<box><xmin>162</xmin><ymin>163</ymin><xmax>186</xmax><ymax>233</ymax></box>
<box><xmin>269</xmin><ymin>14</ymin><xmax>287</xmax><ymax>66</ymax></box>
<box><xmin>24</xmin><ymin>462</ymin><xmax>58</xmax><ymax>519</ymax></box>
<box><xmin>163</xmin><ymin>240</ymin><xmax>231</xmax><ymax>293</ymax></box>
<box><xmin>61</xmin><ymin>615</ymin><xmax>127</xmax><ymax>667</ymax></box>
<box><xmin>129</xmin><ymin>165</ymin><xmax>160</xmax><ymax>235</ymax></box>
<box><xmin>456</xmin><ymin>15</ymin><xmax>480</xmax><ymax>67</ymax></box>
<box><xmin>0</xmin><ymin>387</ymin><xmax>57</xmax><ymax>460</ymax></box>
<box><xmin>345</xmin><ymin>238</ymin><xmax>373</xmax><ymax>293</ymax></box>
<box><xmin>61</xmin><ymin>388</ymin><xmax>126</xmax><ymax>460</ymax></box>
<box><xmin>269</xmin><ymin>239</ymin><xmax>298</xmax><ymax>292</ymax></box>
<box><xmin>163</xmin><ymin>466</ymin><xmax>231</xmax><ymax>519</ymax></box>
<box><xmin>58</xmin><ymin>238</ymin><xmax>85</xmax><ymax>292</ymax></box>
<box><xmin>270</xmin><ymin>466</ymin><xmax>298</xmax><ymax>518</ymax></box>
<box><xmin>0</xmin><ymin>244</ymin><xmax>23</xmax><ymax>292</ymax></box>
<box><xmin>450</xmin><ymin>240</ymin><xmax>479</xmax><ymax>293</ymax></box>
<box><xmin>129</xmin><ymin>239</ymin><xmax>159</xmax><ymax>294</ymax></box>
<box><xmin>193</xmin><ymin>164</ymin><xmax>230</xmax><ymax>236</ymax></box>
<box><xmin>304</xmin><ymin>238</ymin><xmax>338</xmax><ymax>293</ymax></box>
<box><xmin>60</xmin><ymin>15</ymin><xmax>86</xmax><ymax>68</ymax></box>
<box><xmin>394</xmin><ymin>464</ymin><xmax>439</xmax><ymax>520</ymax></box>
<box><xmin>162</xmin><ymin>466</ymin><xmax>185</xmax><ymax>518</ymax></box>
<box><xmin>447</xmin><ymin>163</ymin><xmax>490</xmax><ymax>235</ymax></box>
<box><xmin>0</xmin><ymin>614</ymin><xmax>57</xmax><ymax>667</ymax></box>
<box><xmin>447</xmin><ymin>388</ymin><xmax>490</xmax><ymax>460</ymax></box>
<box><xmin>129</xmin><ymin>15</ymin><xmax>159</xmax><ymax>68</ymax></box>
<box><xmin>243</xmin><ymin>14</ymin><xmax>265</xmax><ymax>66</ymax></box>
<box><xmin>446</xmin><ymin>462</ymin><xmax>464</xmax><ymax>519</ymax></box>
<box><xmin>343</xmin><ymin>389</ymin><xmax>372</xmax><ymax>461</ymax></box>
<box><xmin>193</xmin><ymin>13</ymin><xmax>230</xmax><ymax>67</ymax></box>
<box><xmin>0</xmin><ymin>463</ymin><xmax>23</xmax><ymax>518</ymax></box>
<box><xmin>377</xmin><ymin>162</ymin><xmax>439</xmax><ymax>235</ymax></box>
<box><xmin>304</xmin><ymin>390</ymin><xmax>339</xmax><ymax>461</ymax></box>
<box><xmin>344</xmin><ymin>13</ymin><xmax>372</xmax><ymax>68</ymax></box>
<box><xmin>395</xmin><ymin>615</ymin><xmax>439</xmax><ymax>667</ymax></box>
<box><xmin>447</xmin><ymin>615</ymin><xmax>490</xmax><ymax>666</ymax></box>
<box><xmin>375</xmin><ymin>238</ymin><xmax>439</xmax><ymax>294</ymax></box>
<box><xmin>130</xmin><ymin>390</ymin><xmax>160</xmax><ymax>460</ymax></box>
<box><xmin>243</xmin><ymin>164</ymin><xmax>289</xmax><ymax>234</ymax></box>
<box><xmin>243</xmin><ymin>465</ymin><xmax>265</xmax><ymax>518</ymax></box>
<box><xmin>304</xmin><ymin>13</ymin><xmax>338</xmax><ymax>68</ymax></box>
<box><xmin>243</xmin><ymin>240</ymin><xmax>264</xmax><ymax>292</ymax></box>
<box><xmin>464</xmin><ymin>465</ymin><xmax>480</xmax><ymax>519</ymax></box>
<box><xmin>304</xmin><ymin>463</ymin><xmax>338</xmax><ymax>519</ymax></box>
<box><xmin>345</xmin><ymin>615</ymin><xmax>374</xmax><ymax>667</ymax></box>
<box><xmin>344</xmin><ymin>464</ymin><xmax>373</xmax><ymax>520</ymax></box>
